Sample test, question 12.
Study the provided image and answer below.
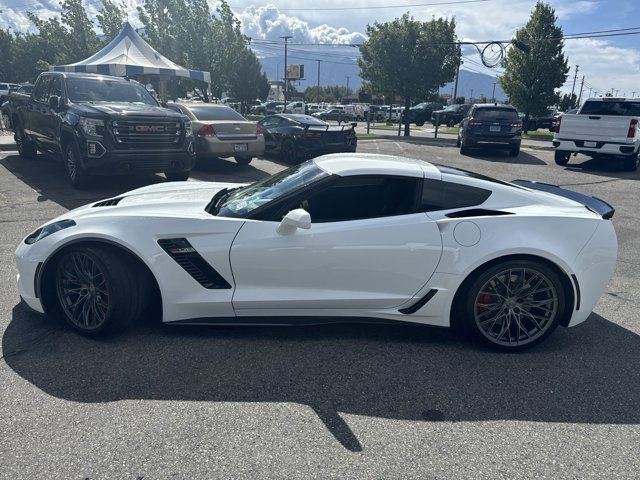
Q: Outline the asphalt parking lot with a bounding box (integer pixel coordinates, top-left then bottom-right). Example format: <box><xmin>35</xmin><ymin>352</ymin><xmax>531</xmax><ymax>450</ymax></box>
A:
<box><xmin>1</xmin><ymin>140</ymin><xmax>639</xmax><ymax>479</ymax></box>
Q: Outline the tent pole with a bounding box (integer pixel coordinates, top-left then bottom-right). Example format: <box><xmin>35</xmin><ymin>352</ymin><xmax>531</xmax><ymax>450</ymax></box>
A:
<box><xmin>159</xmin><ymin>77</ymin><xmax>168</xmax><ymax>103</ymax></box>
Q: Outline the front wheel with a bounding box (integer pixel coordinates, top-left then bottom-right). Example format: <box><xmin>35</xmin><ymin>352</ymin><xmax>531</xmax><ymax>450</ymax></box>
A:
<box><xmin>234</xmin><ymin>156</ymin><xmax>253</xmax><ymax>165</ymax></box>
<box><xmin>165</xmin><ymin>171</ymin><xmax>190</xmax><ymax>181</ymax></box>
<box><xmin>15</xmin><ymin>124</ymin><xmax>37</xmax><ymax>159</ymax></box>
<box><xmin>554</xmin><ymin>150</ymin><xmax>571</xmax><ymax>166</ymax></box>
<box><xmin>52</xmin><ymin>247</ymin><xmax>143</xmax><ymax>336</ymax></box>
<box><xmin>458</xmin><ymin>260</ymin><xmax>566</xmax><ymax>350</ymax></box>
<box><xmin>64</xmin><ymin>142</ymin><xmax>90</xmax><ymax>188</ymax></box>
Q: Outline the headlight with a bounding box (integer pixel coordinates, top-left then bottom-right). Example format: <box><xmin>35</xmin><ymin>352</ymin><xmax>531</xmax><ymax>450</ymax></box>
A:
<box><xmin>184</xmin><ymin>120</ymin><xmax>193</xmax><ymax>137</ymax></box>
<box><xmin>25</xmin><ymin>219</ymin><xmax>76</xmax><ymax>245</ymax></box>
<box><xmin>79</xmin><ymin>117</ymin><xmax>104</xmax><ymax>137</ymax></box>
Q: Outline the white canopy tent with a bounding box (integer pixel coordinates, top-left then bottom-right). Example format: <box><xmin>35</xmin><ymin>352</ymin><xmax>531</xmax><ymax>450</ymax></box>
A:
<box><xmin>51</xmin><ymin>22</ymin><xmax>210</xmax><ymax>99</ymax></box>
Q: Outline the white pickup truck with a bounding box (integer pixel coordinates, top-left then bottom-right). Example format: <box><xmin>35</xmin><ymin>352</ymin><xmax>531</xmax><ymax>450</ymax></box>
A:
<box><xmin>553</xmin><ymin>97</ymin><xmax>640</xmax><ymax>171</ymax></box>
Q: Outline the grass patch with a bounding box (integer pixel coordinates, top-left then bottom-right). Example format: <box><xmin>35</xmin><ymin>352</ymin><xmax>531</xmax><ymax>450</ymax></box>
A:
<box><xmin>245</xmin><ymin>114</ymin><xmax>264</xmax><ymax>121</ymax></box>
<box><xmin>523</xmin><ymin>130</ymin><xmax>554</xmax><ymax>141</ymax></box>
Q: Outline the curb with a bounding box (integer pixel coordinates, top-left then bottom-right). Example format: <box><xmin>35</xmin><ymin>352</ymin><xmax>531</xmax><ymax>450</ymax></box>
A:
<box><xmin>358</xmin><ymin>133</ymin><xmax>555</xmax><ymax>151</ymax></box>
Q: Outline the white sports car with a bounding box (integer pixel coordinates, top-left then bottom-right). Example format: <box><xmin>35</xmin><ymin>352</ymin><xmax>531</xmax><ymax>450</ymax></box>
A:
<box><xmin>15</xmin><ymin>154</ymin><xmax>617</xmax><ymax>350</ymax></box>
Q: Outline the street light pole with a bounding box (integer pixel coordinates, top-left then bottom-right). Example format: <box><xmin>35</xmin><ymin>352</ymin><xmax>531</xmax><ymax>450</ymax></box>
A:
<box><xmin>280</xmin><ymin>35</ymin><xmax>292</xmax><ymax>112</ymax></box>
<box><xmin>452</xmin><ymin>49</ymin><xmax>461</xmax><ymax>101</ymax></box>
<box><xmin>316</xmin><ymin>60</ymin><xmax>321</xmax><ymax>103</ymax></box>
<box><xmin>346</xmin><ymin>76</ymin><xmax>350</xmax><ymax>92</ymax></box>
<box><xmin>492</xmin><ymin>82</ymin><xmax>496</xmax><ymax>101</ymax></box>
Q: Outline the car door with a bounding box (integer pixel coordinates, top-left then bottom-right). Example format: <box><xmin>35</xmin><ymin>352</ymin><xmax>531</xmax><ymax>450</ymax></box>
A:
<box><xmin>259</xmin><ymin>116</ymin><xmax>284</xmax><ymax>150</ymax></box>
<box><xmin>230</xmin><ymin>173</ymin><xmax>443</xmax><ymax>312</ymax></box>
<box><xmin>40</xmin><ymin>75</ymin><xmax>63</xmax><ymax>155</ymax></box>
<box><xmin>27</xmin><ymin>75</ymin><xmax>52</xmax><ymax>147</ymax></box>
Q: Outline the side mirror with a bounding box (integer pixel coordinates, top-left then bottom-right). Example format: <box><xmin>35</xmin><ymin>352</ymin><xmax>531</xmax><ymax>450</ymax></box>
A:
<box><xmin>277</xmin><ymin>208</ymin><xmax>311</xmax><ymax>235</ymax></box>
<box><xmin>49</xmin><ymin>95</ymin><xmax>60</xmax><ymax>109</ymax></box>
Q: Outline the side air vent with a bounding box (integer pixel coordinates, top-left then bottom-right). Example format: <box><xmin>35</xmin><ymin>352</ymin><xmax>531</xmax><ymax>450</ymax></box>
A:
<box><xmin>158</xmin><ymin>238</ymin><xmax>231</xmax><ymax>289</ymax></box>
<box><xmin>445</xmin><ymin>209</ymin><xmax>513</xmax><ymax>219</ymax></box>
<box><xmin>399</xmin><ymin>289</ymin><xmax>438</xmax><ymax>314</ymax></box>
<box><xmin>93</xmin><ymin>197</ymin><xmax>124</xmax><ymax>207</ymax></box>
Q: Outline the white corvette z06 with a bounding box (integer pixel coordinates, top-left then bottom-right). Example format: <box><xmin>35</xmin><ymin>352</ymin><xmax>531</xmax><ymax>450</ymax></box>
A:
<box><xmin>15</xmin><ymin>154</ymin><xmax>617</xmax><ymax>350</ymax></box>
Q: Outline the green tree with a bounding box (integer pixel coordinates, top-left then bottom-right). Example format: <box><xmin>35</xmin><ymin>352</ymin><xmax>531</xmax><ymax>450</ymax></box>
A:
<box><xmin>97</xmin><ymin>0</ymin><xmax>127</xmax><ymax>41</ymax></box>
<box><xmin>304</xmin><ymin>85</ymin><xmax>353</xmax><ymax>103</ymax></box>
<box><xmin>358</xmin><ymin>14</ymin><xmax>459</xmax><ymax>136</ymax></box>
<box><xmin>0</xmin><ymin>29</ymin><xmax>15</xmax><ymax>82</ymax></box>
<box><xmin>61</xmin><ymin>0</ymin><xmax>101</xmax><ymax>61</ymax></box>
<box><xmin>558</xmin><ymin>92</ymin><xmax>577</xmax><ymax>111</ymax></box>
<box><xmin>228</xmin><ymin>47</ymin><xmax>270</xmax><ymax>111</ymax></box>
<box><xmin>499</xmin><ymin>2</ymin><xmax>568</xmax><ymax>127</ymax></box>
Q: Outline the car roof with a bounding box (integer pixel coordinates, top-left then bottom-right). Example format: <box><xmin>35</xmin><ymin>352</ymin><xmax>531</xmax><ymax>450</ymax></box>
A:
<box><xmin>175</xmin><ymin>102</ymin><xmax>233</xmax><ymax>108</ymax></box>
<box><xmin>313</xmin><ymin>153</ymin><xmax>441</xmax><ymax>179</ymax></box>
<box><xmin>473</xmin><ymin>103</ymin><xmax>516</xmax><ymax>109</ymax></box>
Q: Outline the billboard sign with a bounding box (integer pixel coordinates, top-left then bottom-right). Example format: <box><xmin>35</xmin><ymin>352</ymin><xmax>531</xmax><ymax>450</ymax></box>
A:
<box><xmin>286</xmin><ymin>64</ymin><xmax>305</xmax><ymax>80</ymax></box>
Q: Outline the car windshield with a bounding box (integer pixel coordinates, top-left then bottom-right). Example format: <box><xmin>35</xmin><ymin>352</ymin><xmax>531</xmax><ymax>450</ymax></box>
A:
<box><xmin>285</xmin><ymin>114</ymin><xmax>327</xmax><ymax>125</ymax></box>
<box><xmin>188</xmin><ymin>105</ymin><xmax>246</xmax><ymax>121</ymax></box>
<box><xmin>474</xmin><ymin>108</ymin><xmax>518</xmax><ymax>120</ymax></box>
<box><xmin>215</xmin><ymin>161</ymin><xmax>328</xmax><ymax>218</ymax></box>
<box><xmin>580</xmin><ymin>100</ymin><xmax>640</xmax><ymax>116</ymax></box>
<box><xmin>66</xmin><ymin>77</ymin><xmax>157</xmax><ymax>105</ymax></box>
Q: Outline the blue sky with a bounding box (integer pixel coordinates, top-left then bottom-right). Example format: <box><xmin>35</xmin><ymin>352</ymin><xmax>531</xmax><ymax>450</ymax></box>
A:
<box><xmin>1</xmin><ymin>0</ymin><xmax>639</xmax><ymax>96</ymax></box>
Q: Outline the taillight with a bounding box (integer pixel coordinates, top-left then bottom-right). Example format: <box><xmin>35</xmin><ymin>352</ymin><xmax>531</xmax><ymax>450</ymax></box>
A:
<box><xmin>197</xmin><ymin>124</ymin><xmax>215</xmax><ymax>136</ymax></box>
<box><xmin>554</xmin><ymin>116</ymin><xmax>562</xmax><ymax>133</ymax></box>
<box><xmin>510</xmin><ymin>120</ymin><xmax>522</xmax><ymax>128</ymax></box>
<box><xmin>303</xmin><ymin>131</ymin><xmax>322</xmax><ymax>139</ymax></box>
<box><xmin>467</xmin><ymin>118</ymin><xmax>481</xmax><ymax>125</ymax></box>
<box><xmin>627</xmin><ymin>119</ymin><xmax>638</xmax><ymax>138</ymax></box>
<box><xmin>256</xmin><ymin>124</ymin><xmax>265</xmax><ymax>135</ymax></box>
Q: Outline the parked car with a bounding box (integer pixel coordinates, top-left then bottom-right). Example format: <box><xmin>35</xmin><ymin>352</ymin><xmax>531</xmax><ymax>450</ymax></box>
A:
<box><xmin>167</xmin><ymin>102</ymin><xmax>264</xmax><ymax>165</ymax></box>
<box><xmin>431</xmin><ymin>104</ymin><xmax>471</xmax><ymax>126</ymax></box>
<box><xmin>527</xmin><ymin>107</ymin><xmax>561</xmax><ymax>131</ymax></box>
<box><xmin>457</xmin><ymin>104</ymin><xmax>522</xmax><ymax>156</ymax></box>
<box><xmin>553</xmin><ymin>97</ymin><xmax>640</xmax><ymax>171</ymax></box>
<box><xmin>251</xmin><ymin>101</ymin><xmax>281</xmax><ymax>116</ymax></box>
<box><xmin>0</xmin><ymin>82</ymin><xmax>19</xmax><ymax>104</ymax></box>
<box><xmin>258</xmin><ymin>114</ymin><xmax>356</xmax><ymax>163</ymax></box>
<box><xmin>343</xmin><ymin>104</ymin><xmax>367</xmax><ymax>121</ymax></box>
<box><xmin>550</xmin><ymin>108</ymin><xmax>577</xmax><ymax>132</ymax></box>
<box><xmin>17</xmin><ymin>154</ymin><xmax>617</xmax><ymax>351</ymax></box>
<box><xmin>284</xmin><ymin>101</ymin><xmax>306</xmax><ymax>114</ymax></box>
<box><xmin>312</xmin><ymin>108</ymin><xmax>354</xmax><ymax>123</ymax></box>
<box><xmin>8</xmin><ymin>72</ymin><xmax>195</xmax><ymax>187</ymax></box>
<box><xmin>2</xmin><ymin>84</ymin><xmax>34</xmax><ymax>130</ymax></box>
<box><xmin>405</xmin><ymin>102</ymin><xmax>444</xmax><ymax>126</ymax></box>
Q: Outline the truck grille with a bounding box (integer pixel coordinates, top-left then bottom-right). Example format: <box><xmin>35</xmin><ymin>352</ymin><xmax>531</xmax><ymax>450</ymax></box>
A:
<box><xmin>112</xmin><ymin>120</ymin><xmax>182</xmax><ymax>149</ymax></box>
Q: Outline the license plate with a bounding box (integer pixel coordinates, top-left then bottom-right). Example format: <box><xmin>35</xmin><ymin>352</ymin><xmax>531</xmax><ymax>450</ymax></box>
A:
<box><xmin>234</xmin><ymin>143</ymin><xmax>248</xmax><ymax>152</ymax></box>
<box><xmin>584</xmin><ymin>141</ymin><xmax>597</xmax><ymax>147</ymax></box>
<box><xmin>490</xmin><ymin>125</ymin><xmax>501</xmax><ymax>132</ymax></box>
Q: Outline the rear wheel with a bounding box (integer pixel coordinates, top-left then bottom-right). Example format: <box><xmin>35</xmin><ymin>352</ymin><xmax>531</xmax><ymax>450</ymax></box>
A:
<box><xmin>622</xmin><ymin>153</ymin><xmax>639</xmax><ymax>171</ymax></box>
<box><xmin>165</xmin><ymin>171</ymin><xmax>190</xmax><ymax>181</ymax></box>
<box><xmin>280</xmin><ymin>139</ymin><xmax>298</xmax><ymax>164</ymax></box>
<box><xmin>416</xmin><ymin>121</ymin><xmax>425</xmax><ymax>127</ymax></box>
<box><xmin>15</xmin><ymin>123</ymin><xmax>37</xmax><ymax>159</ymax></box>
<box><xmin>554</xmin><ymin>150</ymin><xmax>571</xmax><ymax>166</ymax></box>
<box><xmin>234</xmin><ymin>156</ymin><xmax>253</xmax><ymax>165</ymax></box>
<box><xmin>64</xmin><ymin>142</ymin><xmax>90</xmax><ymax>188</ymax></box>
<box><xmin>459</xmin><ymin>136</ymin><xmax>469</xmax><ymax>155</ymax></box>
<box><xmin>53</xmin><ymin>247</ymin><xmax>143</xmax><ymax>336</ymax></box>
<box><xmin>458</xmin><ymin>260</ymin><xmax>566</xmax><ymax>350</ymax></box>
<box><xmin>508</xmin><ymin>145</ymin><xmax>520</xmax><ymax>157</ymax></box>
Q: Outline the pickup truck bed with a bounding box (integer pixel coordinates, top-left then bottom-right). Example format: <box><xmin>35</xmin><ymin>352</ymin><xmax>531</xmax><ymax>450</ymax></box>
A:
<box><xmin>553</xmin><ymin>98</ymin><xmax>640</xmax><ymax>171</ymax></box>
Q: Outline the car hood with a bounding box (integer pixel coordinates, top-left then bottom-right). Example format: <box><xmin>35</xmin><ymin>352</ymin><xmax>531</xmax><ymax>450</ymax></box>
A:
<box><xmin>61</xmin><ymin>181</ymin><xmax>249</xmax><ymax>221</ymax></box>
<box><xmin>72</xmin><ymin>102</ymin><xmax>184</xmax><ymax>119</ymax></box>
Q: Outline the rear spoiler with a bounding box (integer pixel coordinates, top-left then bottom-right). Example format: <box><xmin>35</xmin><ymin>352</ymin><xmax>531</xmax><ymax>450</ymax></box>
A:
<box><xmin>511</xmin><ymin>179</ymin><xmax>615</xmax><ymax>219</ymax></box>
<box><xmin>304</xmin><ymin>123</ymin><xmax>356</xmax><ymax>132</ymax></box>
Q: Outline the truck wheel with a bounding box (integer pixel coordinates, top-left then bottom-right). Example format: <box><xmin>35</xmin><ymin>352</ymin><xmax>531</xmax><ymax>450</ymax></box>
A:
<box><xmin>64</xmin><ymin>142</ymin><xmax>90</xmax><ymax>188</ymax></box>
<box><xmin>554</xmin><ymin>150</ymin><xmax>571</xmax><ymax>166</ymax></box>
<box><xmin>416</xmin><ymin>121</ymin><xmax>425</xmax><ymax>127</ymax></box>
<box><xmin>448</xmin><ymin>119</ymin><xmax>456</xmax><ymax>127</ymax></box>
<box><xmin>622</xmin><ymin>154</ymin><xmax>639</xmax><ymax>172</ymax></box>
<box><xmin>234</xmin><ymin>156</ymin><xmax>253</xmax><ymax>165</ymax></box>
<box><xmin>15</xmin><ymin>124</ymin><xmax>37</xmax><ymax>160</ymax></box>
<box><xmin>165</xmin><ymin>171</ymin><xmax>190</xmax><ymax>181</ymax></box>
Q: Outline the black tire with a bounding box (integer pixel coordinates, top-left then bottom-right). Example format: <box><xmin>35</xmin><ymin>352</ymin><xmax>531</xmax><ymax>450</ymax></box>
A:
<box><xmin>455</xmin><ymin>259</ymin><xmax>566</xmax><ymax>351</ymax></box>
<box><xmin>280</xmin><ymin>138</ymin><xmax>297</xmax><ymax>164</ymax></box>
<box><xmin>508</xmin><ymin>145</ymin><xmax>520</xmax><ymax>157</ymax></box>
<box><xmin>448</xmin><ymin>119</ymin><xmax>456</xmax><ymax>127</ymax></box>
<box><xmin>456</xmin><ymin>136</ymin><xmax>461</xmax><ymax>148</ymax></box>
<box><xmin>64</xmin><ymin>141</ymin><xmax>90</xmax><ymax>188</ymax></box>
<box><xmin>622</xmin><ymin>154</ymin><xmax>639</xmax><ymax>171</ymax></box>
<box><xmin>460</xmin><ymin>137</ymin><xmax>469</xmax><ymax>155</ymax></box>
<box><xmin>416</xmin><ymin>121</ymin><xmax>425</xmax><ymax>127</ymax></box>
<box><xmin>15</xmin><ymin>123</ymin><xmax>37</xmax><ymax>160</ymax></box>
<box><xmin>234</xmin><ymin>156</ymin><xmax>253</xmax><ymax>165</ymax></box>
<box><xmin>554</xmin><ymin>150</ymin><xmax>570</xmax><ymax>166</ymax></box>
<box><xmin>165</xmin><ymin>171</ymin><xmax>190</xmax><ymax>181</ymax></box>
<box><xmin>52</xmin><ymin>247</ymin><xmax>143</xmax><ymax>336</ymax></box>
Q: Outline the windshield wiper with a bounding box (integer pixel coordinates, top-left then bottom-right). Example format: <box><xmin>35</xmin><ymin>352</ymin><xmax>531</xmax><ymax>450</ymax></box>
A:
<box><xmin>206</xmin><ymin>186</ymin><xmax>243</xmax><ymax>215</ymax></box>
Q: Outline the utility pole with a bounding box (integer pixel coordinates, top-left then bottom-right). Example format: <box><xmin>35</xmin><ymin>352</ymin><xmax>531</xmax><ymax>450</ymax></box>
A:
<box><xmin>577</xmin><ymin>76</ymin><xmax>585</xmax><ymax>107</ymax></box>
<box><xmin>588</xmin><ymin>87</ymin><xmax>592</xmax><ymax>98</ymax></box>
<box><xmin>346</xmin><ymin>76</ymin><xmax>350</xmax><ymax>92</ymax></box>
<box><xmin>570</xmin><ymin>65</ymin><xmax>580</xmax><ymax>102</ymax></box>
<box><xmin>492</xmin><ymin>82</ymin><xmax>497</xmax><ymax>101</ymax></box>
<box><xmin>280</xmin><ymin>35</ymin><xmax>292</xmax><ymax>112</ymax></box>
<box><xmin>470</xmin><ymin>89</ymin><xmax>474</xmax><ymax>102</ymax></box>
<box><xmin>452</xmin><ymin>49</ymin><xmax>461</xmax><ymax>101</ymax></box>
<box><xmin>315</xmin><ymin>60</ymin><xmax>321</xmax><ymax>103</ymax></box>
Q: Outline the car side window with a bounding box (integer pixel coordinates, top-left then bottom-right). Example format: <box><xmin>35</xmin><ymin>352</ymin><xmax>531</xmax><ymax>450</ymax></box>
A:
<box><xmin>49</xmin><ymin>76</ymin><xmax>62</xmax><ymax>100</ymax></box>
<box><xmin>261</xmin><ymin>117</ymin><xmax>282</xmax><ymax>128</ymax></box>
<box><xmin>421</xmin><ymin>179</ymin><xmax>491</xmax><ymax>211</ymax></box>
<box><xmin>293</xmin><ymin>175</ymin><xmax>420</xmax><ymax>223</ymax></box>
<box><xmin>33</xmin><ymin>76</ymin><xmax>52</xmax><ymax>103</ymax></box>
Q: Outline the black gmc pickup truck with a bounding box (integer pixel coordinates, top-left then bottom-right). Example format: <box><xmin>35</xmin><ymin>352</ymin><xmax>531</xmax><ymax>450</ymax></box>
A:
<box><xmin>9</xmin><ymin>72</ymin><xmax>195</xmax><ymax>188</ymax></box>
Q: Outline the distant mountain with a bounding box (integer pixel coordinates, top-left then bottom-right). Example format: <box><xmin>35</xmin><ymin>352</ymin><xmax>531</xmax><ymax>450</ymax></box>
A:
<box><xmin>258</xmin><ymin>55</ymin><xmax>505</xmax><ymax>101</ymax></box>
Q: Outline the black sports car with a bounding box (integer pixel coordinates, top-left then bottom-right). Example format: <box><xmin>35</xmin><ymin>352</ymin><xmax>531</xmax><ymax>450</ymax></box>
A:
<box><xmin>258</xmin><ymin>114</ymin><xmax>357</xmax><ymax>164</ymax></box>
